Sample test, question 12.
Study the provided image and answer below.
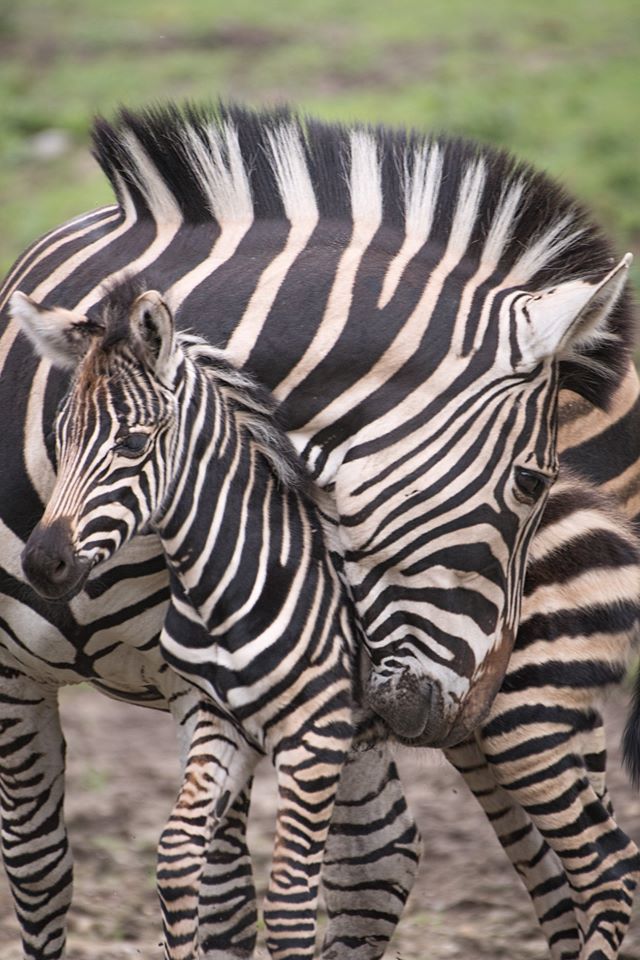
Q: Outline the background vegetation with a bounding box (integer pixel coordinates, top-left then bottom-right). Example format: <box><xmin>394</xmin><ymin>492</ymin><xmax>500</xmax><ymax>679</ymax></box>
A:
<box><xmin>1</xmin><ymin>0</ymin><xmax>639</xmax><ymax>286</ymax></box>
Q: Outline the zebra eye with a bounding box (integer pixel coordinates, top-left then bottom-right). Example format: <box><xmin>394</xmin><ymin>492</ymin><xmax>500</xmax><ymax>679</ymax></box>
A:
<box><xmin>514</xmin><ymin>467</ymin><xmax>550</xmax><ymax>504</ymax></box>
<box><xmin>117</xmin><ymin>432</ymin><xmax>149</xmax><ymax>458</ymax></box>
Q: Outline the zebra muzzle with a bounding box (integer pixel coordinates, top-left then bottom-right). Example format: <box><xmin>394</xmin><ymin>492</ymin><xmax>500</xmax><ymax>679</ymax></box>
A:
<box><xmin>22</xmin><ymin>518</ymin><xmax>93</xmax><ymax>602</ymax></box>
<box><xmin>366</xmin><ymin>664</ymin><xmax>447</xmax><ymax>744</ymax></box>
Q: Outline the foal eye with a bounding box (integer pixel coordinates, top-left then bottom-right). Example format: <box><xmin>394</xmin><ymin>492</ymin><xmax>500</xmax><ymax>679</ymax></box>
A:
<box><xmin>514</xmin><ymin>467</ymin><xmax>551</xmax><ymax>504</ymax></box>
<box><xmin>117</xmin><ymin>432</ymin><xmax>149</xmax><ymax>457</ymax></box>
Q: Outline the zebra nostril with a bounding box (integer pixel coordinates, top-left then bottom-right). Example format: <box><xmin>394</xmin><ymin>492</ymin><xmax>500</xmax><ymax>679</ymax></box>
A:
<box><xmin>50</xmin><ymin>557</ymin><xmax>69</xmax><ymax>582</ymax></box>
<box><xmin>367</xmin><ymin>666</ymin><xmax>435</xmax><ymax>740</ymax></box>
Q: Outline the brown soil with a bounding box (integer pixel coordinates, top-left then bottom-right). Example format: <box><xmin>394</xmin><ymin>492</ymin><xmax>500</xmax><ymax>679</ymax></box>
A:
<box><xmin>0</xmin><ymin>687</ymin><xmax>639</xmax><ymax>959</ymax></box>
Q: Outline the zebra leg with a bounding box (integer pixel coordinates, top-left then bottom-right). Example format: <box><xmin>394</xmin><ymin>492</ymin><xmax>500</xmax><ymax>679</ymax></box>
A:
<box><xmin>581</xmin><ymin>713</ymin><xmax>614</xmax><ymax>818</ymax></box>
<box><xmin>320</xmin><ymin>737</ymin><xmax>422</xmax><ymax>960</ymax></box>
<box><xmin>157</xmin><ymin>702</ymin><xmax>261</xmax><ymax>960</ymax></box>
<box><xmin>198</xmin><ymin>785</ymin><xmax>258</xmax><ymax>959</ymax></box>
<box><xmin>445</xmin><ymin>737</ymin><xmax>580</xmax><ymax>960</ymax></box>
<box><xmin>168</xmin><ymin>684</ymin><xmax>258</xmax><ymax>958</ymax></box>
<box><xmin>0</xmin><ymin>664</ymin><xmax>71</xmax><ymax>960</ymax></box>
<box><xmin>265</xmin><ymin>728</ymin><xmax>353</xmax><ymax>959</ymax></box>
<box><xmin>478</xmin><ymin>711</ymin><xmax>640</xmax><ymax>960</ymax></box>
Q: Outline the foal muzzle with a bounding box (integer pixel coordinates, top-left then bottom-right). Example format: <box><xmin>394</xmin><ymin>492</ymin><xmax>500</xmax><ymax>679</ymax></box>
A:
<box><xmin>22</xmin><ymin>518</ymin><xmax>92</xmax><ymax>601</ymax></box>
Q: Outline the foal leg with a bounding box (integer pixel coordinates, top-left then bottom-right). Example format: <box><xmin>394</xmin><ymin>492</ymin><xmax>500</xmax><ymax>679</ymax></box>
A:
<box><xmin>264</xmin><ymin>702</ymin><xmax>353</xmax><ymax>959</ymax></box>
<box><xmin>446</xmin><ymin>736</ymin><xmax>580</xmax><ymax>960</ymax></box>
<box><xmin>158</xmin><ymin>700</ymin><xmax>261</xmax><ymax>960</ymax></box>
<box><xmin>169</xmin><ymin>683</ymin><xmax>258</xmax><ymax>958</ymax></box>
<box><xmin>198</xmin><ymin>785</ymin><xmax>258</xmax><ymax>959</ymax></box>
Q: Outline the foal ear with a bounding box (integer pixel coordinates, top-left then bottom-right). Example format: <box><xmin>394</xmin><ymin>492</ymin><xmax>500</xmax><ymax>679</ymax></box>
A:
<box><xmin>130</xmin><ymin>290</ymin><xmax>175</xmax><ymax>384</ymax></box>
<box><xmin>9</xmin><ymin>291</ymin><xmax>103</xmax><ymax>369</ymax></box>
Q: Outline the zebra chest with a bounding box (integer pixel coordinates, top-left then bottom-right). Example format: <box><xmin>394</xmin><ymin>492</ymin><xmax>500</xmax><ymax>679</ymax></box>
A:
<box><xmin>158</xmin><ymin>578</ymin><xmax>318</xmax><ymax>748</ymax></box>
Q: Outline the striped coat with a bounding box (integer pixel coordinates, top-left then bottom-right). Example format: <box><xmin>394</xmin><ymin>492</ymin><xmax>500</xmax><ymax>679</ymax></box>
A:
<box><xmin>16</xmin><ymin>283</ymin><xmax>360</xmax><ymax>960</ymax></box>
<box><xmin>0</xmin><ymin>101</ymin><xmax>637</xmax><ymax>959</ymax></box>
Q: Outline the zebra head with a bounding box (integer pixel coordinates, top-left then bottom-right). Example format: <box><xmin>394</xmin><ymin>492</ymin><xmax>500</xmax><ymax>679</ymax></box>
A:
<box><xmin>336</xmin><ymin>255</ymin><xmax>631</xmax><ymax>746</ymax></box>
<box><xmin>13</xmin><ymin>283</ymin><xmax>179</xmax><ymax>601</ymax></box>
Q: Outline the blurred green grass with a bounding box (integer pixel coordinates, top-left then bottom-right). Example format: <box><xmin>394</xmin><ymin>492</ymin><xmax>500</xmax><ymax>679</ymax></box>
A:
<box><xmin>1</xmin><ymin>0</ymin><xmax>639</xmax><ymax>285</ymax></box>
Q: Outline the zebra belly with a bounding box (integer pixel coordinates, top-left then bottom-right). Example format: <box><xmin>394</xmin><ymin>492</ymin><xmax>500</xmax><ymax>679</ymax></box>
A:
<box><xmin>0</xmin><ymin>534</ymin><xmax>170</xmax><ymax>701</ymax></box>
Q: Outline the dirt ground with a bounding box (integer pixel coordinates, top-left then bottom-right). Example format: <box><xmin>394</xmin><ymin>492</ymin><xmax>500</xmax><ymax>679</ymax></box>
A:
<box><xmin>0</xmin><ymin>687</ymin><xmax>639</xmax><ymax>960</ymax></box>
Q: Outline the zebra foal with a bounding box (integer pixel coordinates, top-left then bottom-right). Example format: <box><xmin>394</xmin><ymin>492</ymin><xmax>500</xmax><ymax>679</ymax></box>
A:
<box><xmin>13</xmin><ymin>280</ymin><xmax>357</xmax><ymax>960</ymax></box>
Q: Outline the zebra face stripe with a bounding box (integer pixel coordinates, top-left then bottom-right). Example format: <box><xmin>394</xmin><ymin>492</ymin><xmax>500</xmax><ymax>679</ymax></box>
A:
<box><xmin>22</xmin><ymin>341</ymin><xmax>177</xmax><ymax>598</ymax></box>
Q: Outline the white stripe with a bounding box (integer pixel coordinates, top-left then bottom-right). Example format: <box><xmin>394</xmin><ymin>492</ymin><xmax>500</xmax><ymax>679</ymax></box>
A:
<box><xmin>224</xmin><ymin>123</ymin><xmax>320</xmax><ymax>368</ymax></box>
<box><xmin>508</xmin><ymin>214</ymin><xmax>584</xmax><ymax>284</ymax></box>
<box><xmin>378</xmin><ymin>142</ymin><xmax>442</xmax><ymax>308</ymax></box>
<box><xmin>119</xmin><ymin>130</ymin><xmax>182</xmax><ymax>223</ymax></box>
<box><xmin>350</xmin><ymin>129</ymin><xmax>383</xmax><ymax>229</ymax></box>
<box><xmin>24</xmin><ymin>360</ymin><xmax>56</xmax><ymax>507</ymax></box>
<box><xmin>447</xmin><ymin>158</ymin><xmax>486</xmax><ymax>260</ymax></box>
<box><xmin>274</xmin><ymin>130</ymin><xmax>383</xmax><ymax>401</ymax></box>
<box><xmin>266</xmin><ymin>122</ymin><xmax>319</xmax><ymax>225</ymax></box>
<box><xmin>0</xmin><ymin>517</ymin><xmax>31</xmax><ymax>579</ymax></box>
<box><xmin>184</xmin><ymin>121</ymin><xmax>253</xmax><ymax>224</ymax></box>
<box><xmin>482</xmin><ymin>178</ymin><xmax>525</xmax><ymax>268</ymax></box>
<box><xmin>279</xmin><ymin>493</ymin><xmax>291</xmax><ymax>567</ymax></box>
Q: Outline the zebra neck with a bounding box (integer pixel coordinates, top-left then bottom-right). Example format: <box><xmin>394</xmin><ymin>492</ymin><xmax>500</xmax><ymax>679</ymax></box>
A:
<box><xmin>156</xmin><ymin>365</ymin><xmax>312</xmax><ymax>635</ymax></box>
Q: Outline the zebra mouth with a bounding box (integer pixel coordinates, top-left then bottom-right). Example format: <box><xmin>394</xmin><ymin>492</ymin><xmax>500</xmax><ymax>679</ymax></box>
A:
<box><xmin>366</xmin><ymin>664</ymin><xmax>453</xmax><ymax>746</ymax></box>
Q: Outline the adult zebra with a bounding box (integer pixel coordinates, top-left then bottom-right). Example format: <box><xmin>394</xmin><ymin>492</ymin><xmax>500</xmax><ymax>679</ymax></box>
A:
<box><xmin>0</xmin><ymin>102</ymin><xmax>635</xmax><ymax>958</ymax></box>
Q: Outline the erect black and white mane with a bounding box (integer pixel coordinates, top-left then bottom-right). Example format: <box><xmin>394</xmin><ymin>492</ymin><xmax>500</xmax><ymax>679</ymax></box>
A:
<box><xmin>91</xmin><ymin>102</ymin><xmax>635</xmax><ymax>407</ymax></box>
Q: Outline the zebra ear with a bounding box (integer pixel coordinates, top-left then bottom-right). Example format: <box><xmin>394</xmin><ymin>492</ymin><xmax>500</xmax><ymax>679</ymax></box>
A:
<box><xmin>130</xmin><ymin>290</ymin><xmax>175</xmax><ymax>384</ymax></box>
<box><xmin>516</xmin><ymin>253</ymin><xmax>631</xmax><ymax>369</ymax></box>
<box><xmin>9</xmin><ymin>291</ymin><xmax>103</xmax><ymax>369</ymax></box>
